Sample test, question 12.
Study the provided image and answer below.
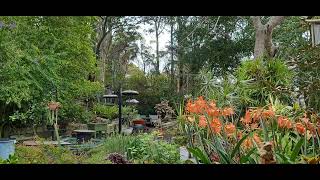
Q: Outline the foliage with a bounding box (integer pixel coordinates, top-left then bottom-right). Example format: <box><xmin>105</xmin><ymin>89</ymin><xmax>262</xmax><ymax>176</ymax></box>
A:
<box><xmin>0</xmin><ymin>154</ymin><xmax>19</xmax><ymax>164</ymax></box>
<box><xmin>93</xmin><ymin>103</ymin><xmax>138</xmax><ymax>121</ymax></box>
<box><xmin>93</xmin><ymin>104</ymin><xmax>119</xmax><ymax>120</ymax></box>
<box><xmin>14</xmin><ymin>144</ymin><xmax>82</xmax><ymax>164</ymax></box>
<box><xmin>127</xmin><ymin>132</ymin><xmax>181</xmax><ymax>164</ymax></box>
<box><xmin>236</xmin><ymin>58</ymin><xmax>294</xmax><ymax>108</ymax></box>
<box><xmin>84</xmin><ymin>134</ymin><xmax>135</xmax><ymax>164</ymax></box>
<box><xmin>123</xmin><ymin>65</ymin><xmax>175</xmax><ymax>115</ymax></box>
<box><xmin>0</xmin><ymin>16</ymin><xmax>102</xmax><ymax>137</ymax></box>
<box><xmin>176</xmin><ymin>16</ymin><xmax>254</xmax><ymax>76</ymax></box>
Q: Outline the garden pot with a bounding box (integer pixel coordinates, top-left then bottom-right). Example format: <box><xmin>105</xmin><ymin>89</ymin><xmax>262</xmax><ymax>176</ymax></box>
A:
<box><xmin>0</xmin><ymin>138</ymin><xmax>15</xmax><ymax>160</ymax></box>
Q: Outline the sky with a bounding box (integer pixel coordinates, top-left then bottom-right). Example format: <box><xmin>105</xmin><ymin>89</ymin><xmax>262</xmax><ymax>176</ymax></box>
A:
<box><xmin>133</xmin><ymin>23</ymin><xmax>171</xmax><ymax>73</ymax></box>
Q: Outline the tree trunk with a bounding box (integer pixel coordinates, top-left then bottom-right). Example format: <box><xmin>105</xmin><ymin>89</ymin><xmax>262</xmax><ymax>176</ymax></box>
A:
<box><xmin>155</xmin><ymin>26</ymin><xmax>160</xmax><ymax>74</ymax></box>
<box><xmin>251</xmin><ymin>16</ymin><xmax>285</xmax><ymax>59</ymax></box>
<box><xmin>177</xmin><ymin>17</ymin><xmax>184</xmax><ymax>93</ymax></box>
<box><xmin>170</xmin><ymin>18</ymin><xmax>175</xmax><ymax>89</ymax></box>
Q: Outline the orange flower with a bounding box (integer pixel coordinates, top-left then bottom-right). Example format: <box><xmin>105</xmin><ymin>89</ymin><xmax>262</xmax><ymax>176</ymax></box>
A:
<box><xmin>277</xmin><ymin>116</ymin><xmax>292</xmax><ymax>129</ymax></box>
<box><xmin>186</xmin><ymin>100</ymin><xmax>199</xmax><ymax>114</ymax></box>
<box><xmin>210</xmin><ymin>118</ymin><xmax>222</xmax><ymax>134</ymax></box>
<box><xmin>195</xmin><ymin>96</ymin><xmax>208</xmax><ymax>113</ymax></box>
<box><xmin>198</xmin><ymin>115</ymin><xmax>207</xmax><ymax>128</ymax></box>
<box><xmin>250</xmin><ymin>123</ymin><xmax>259</xmax><ymax>130</ymax></box>
<box><xmin>252</xmin><ymin>108</ymin><xmax>263</xmax><ymax>122</ymax></box>
<box><xmin>253</xmin><ymin>133</ymin><xmax>262</xmax><ymax>145</ymax></box>
<box><xmin>242</xmin><ymin>138</ymin><xmax>253</xmax><ymax>150</ymax></box>
<box><xmin>296</xmin><ymin>122</ymin><xmax>306</xmax><ymax>135</ymax></box>
<box><xmin>262</xmin><ymin>106</ymin><xmax>275</xmax><ymax>119</ymax></box>
<box><xmin>221</xmin><ymin>107</ymin><xmax>235</xmax><ymax>117</ymax></box>
<box><xmin>208</xmin><ymin>100</ymin><xmax>217</xmax><ymax>109</ymax></box>
<box><xmin>207</xmin><ymin>108</ymin><xmax>220</xmax><ymax>117</ymax></box>
<box><xmin>224</xmin><ymin>123</ymin><xmax>236</xmax><ymax>136</ymax></box>
<box><xmin>285</xmin><ymin>120</ymin><xmax>292</xmax><ymax>129</ymax></box>
<box><xmin>241</xmin><ymin>110</ymin><xmax>251</xmax><ymax>125</ymax></box>
<box><xmin>277</xmin><ymin>116</ymin><xmax>286</xmax><ymax>128</ymax></box>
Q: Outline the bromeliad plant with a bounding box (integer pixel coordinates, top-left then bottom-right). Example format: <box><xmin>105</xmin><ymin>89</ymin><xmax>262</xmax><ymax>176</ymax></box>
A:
<box><xmin>180</xmin><ymin>96</ymin><xmax>320</xmax><ymax>164</ymax></box>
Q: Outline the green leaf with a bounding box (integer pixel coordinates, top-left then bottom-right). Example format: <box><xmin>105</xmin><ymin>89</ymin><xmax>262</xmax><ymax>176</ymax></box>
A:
<box><xmin>217</xmin><ymin>148</ymin><xmax>230</xmax><ymax>164</ymax></box>
<box><xmin>290</xmin><ymin>137</ymin><xmax>304</xmax><ymax>162</ymax></box>
<box><xmin>231</xmin><ymin>133</ymin><xmax>250</xmax><ymax>159</ymax></box>
<box><xmin>187</xmin><ymin>147</ymin><xmax>211</xmax><ymax>164</ymax></box>
<box><xmin>240</xmin><ymin>147</ymin><xmax>256</xmax><ymax>164</ymax></box>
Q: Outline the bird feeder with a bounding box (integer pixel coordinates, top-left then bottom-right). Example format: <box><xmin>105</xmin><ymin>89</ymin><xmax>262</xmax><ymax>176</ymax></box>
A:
<box><xmin>305</xmin><ymin>19</ymin><xmax>320</xmax><ymax>47</ymax></box>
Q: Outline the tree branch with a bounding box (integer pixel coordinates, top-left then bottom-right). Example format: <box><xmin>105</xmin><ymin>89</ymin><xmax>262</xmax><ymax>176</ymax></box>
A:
<box><xmin>250</xmin><ymin>16</ymin><xmax>262</xmax><ymax>29</ymax></box>
<box><xmin>267</xmin><ymin>16</ymin><xmax>286</xmax><ymax>29</ymax></box>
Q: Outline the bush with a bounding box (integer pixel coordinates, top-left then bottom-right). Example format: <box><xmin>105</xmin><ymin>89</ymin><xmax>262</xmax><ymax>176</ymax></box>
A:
<box><xmin>236</xmin><ymin>58</ymin><xmax>293</xmax><ymax>108</ymax></box>
<box><xmin>93</xmin><ymin>103</ymin><xmax>138</xmax><ymax>121</ymax></box>
<box><xmin>84</xmin><ymin>134</ymin><xmax>136</xmax><ymax>164</ymax></box>
<box><xmin>14</xmin><ymin>144</ymin><xmax>82</xmax><ymax>164</ymax></box>
<box><xmin>60</xmin><ymin>102</ymin><xmax>94</xmax><ymax>124</ymax></box>
<box><xmin>93</xmin><ymin>104</ymin><xmax>118</xmax><ymax>120</ymax></box>
<box><xmin>127</xmin><ymin>132</ymin><xmax>181</xmax><ymax>164</ymax></box>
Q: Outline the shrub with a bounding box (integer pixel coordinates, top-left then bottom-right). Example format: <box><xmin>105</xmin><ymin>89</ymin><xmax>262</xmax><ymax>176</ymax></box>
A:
<box><xmin>93</xmin><ymin>103</ymin><xmax>138</xmax><ymax>121</ymax></box>
<box><xmin>93</xmin><ymin>104</ymin><xmax>118</xmax><ymax>120</ymax></box>
<box><xmin>84</xmin><ymin>134</ymin><xmax>135</xmax><ymax>164</ymax></box>
<box><xmin>14</xmin><ymin>144</ymin><xmax>82</xmax><ymax>164</ymax></box>
<box><xmin>236</xmin><ymin>58</ymin><xmax>293</xmax><ymax>108</ymax></box>
<box><xmin>127</xmin><ymin>132</ymin><xmax>181</xmax><ymax>164</ymax></box>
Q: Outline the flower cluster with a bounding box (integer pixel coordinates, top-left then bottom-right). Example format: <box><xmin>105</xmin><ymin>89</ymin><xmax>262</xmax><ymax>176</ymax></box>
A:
<box><xmin>185</xmin><ymin>96</ymin><xmax>235</xmax><ymax>135</ymax></box>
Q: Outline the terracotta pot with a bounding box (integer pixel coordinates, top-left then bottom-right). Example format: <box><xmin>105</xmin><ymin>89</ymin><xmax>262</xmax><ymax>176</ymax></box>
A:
<box><xmin>48</xmin><ymin>102</ymin><xmax>60</xmax><ymax>111</ymax></box>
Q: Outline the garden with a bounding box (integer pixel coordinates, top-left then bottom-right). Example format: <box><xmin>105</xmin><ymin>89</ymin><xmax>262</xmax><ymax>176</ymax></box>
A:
<box><xmin>1</xmin><ymin>16</ymin><xmax>320</xmax><ymax>164</ymax></box>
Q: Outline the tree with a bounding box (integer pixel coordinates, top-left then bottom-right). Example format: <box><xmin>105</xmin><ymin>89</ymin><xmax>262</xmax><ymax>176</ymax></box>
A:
<box><xmin>138</xmin><ymin>39</ymin><xmax>153</xmax><ymax>74</ymax></box>
<box><xmin>0</xmin><ymin>16</ymin><xmax>101</xmax><ymax>137</ymax></box>
<box><xmin>251</xmin><ymin>16</ymin><xmax>286</xmax><ymax>58</ymax></box>
<box><xmin>143</xmin><ymin>16</ymin><xmax>167</xmax><ymax>74</ymax></box>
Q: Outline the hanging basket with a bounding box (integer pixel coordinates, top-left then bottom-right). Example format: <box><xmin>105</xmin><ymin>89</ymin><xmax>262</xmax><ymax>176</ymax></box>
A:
<box><xmin>48</xmin><ymin>101</ymin><xmax>61</xmax><ymax>111</ymax></box>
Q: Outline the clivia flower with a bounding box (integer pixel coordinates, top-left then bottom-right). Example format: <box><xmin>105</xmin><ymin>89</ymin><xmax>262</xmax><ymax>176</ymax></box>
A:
<box><xmin>277</xmin><ymin>116</ymin><xmax>292</xmax><ymax>129</ymax></box>
<box><xmin>241</xmin><ymin>110</ymin><xmax>251</xmax><ymax>125</ymax></box>
<box><xmin>262</xmin><ymin>106</ymin><xmax>275</xmax><ymax>119</ymax></box>
<box><xmin>295</xmin><ymin>122</ymin><xmax>306</xmax><ymax>135</ymax></box>
<box><xmin>221</xmin><ymin>107</ymin><xmax>235</xmax><ymax>117</ymax></box>
<box><xmin>198</xmin><ymin>115</ymin><xmax>207</xmax><ymax>128</ymax></box>
<box><xmin>224</xmin><ymin>123</ymin><xmax>236</xmax><ymax>137</ymax></box>
<box><xmin>242</xmin><ymin>138</ymin><xmax>253</xmax><ymax>150</ymax></box>
<box><xmin>206</xmin><ymin>108</ymin><xmax>220</xmax><ymax>117</ymax></box>
<box><xmin>210</xmin><ymin>118</ymin><xmax>222</xmax><ymax>134</ymax></box>
<box><xmin>251</xmin><ymin>108</ymin><xmax>263</xmax><ymax>122</ymax></box>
